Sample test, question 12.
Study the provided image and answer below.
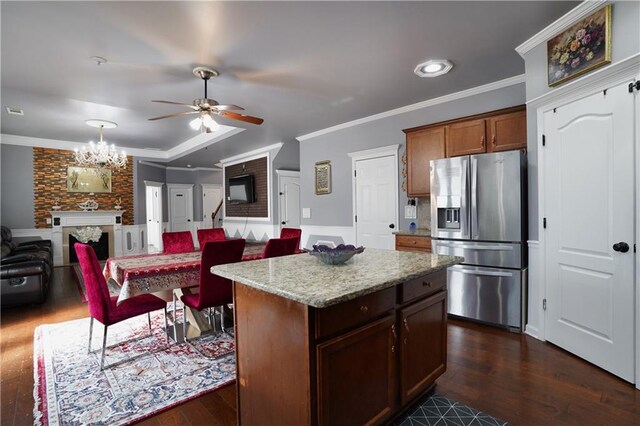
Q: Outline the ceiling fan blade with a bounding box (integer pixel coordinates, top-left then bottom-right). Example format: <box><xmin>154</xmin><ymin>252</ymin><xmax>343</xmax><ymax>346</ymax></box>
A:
<box><xmin>218</xmin><ymin>110</ymin><xmax>264</xmax><ymax>125</ymax></box>
<box><xmin>211</xmin><ymin>104</ymin><xmax>245</xmax><ymax>111</ymax></box>
<box><xmin>148</xmin><ymin>111</ymin><xmax>199</xmax><ymax>121</ymax></box>
<box><xmin>152</xmin><ymin>100</ymin><xmax>199</xmax><ymax>110</ymax></box>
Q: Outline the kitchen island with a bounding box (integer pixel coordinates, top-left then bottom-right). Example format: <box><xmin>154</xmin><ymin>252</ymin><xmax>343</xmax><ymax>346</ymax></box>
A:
<box><xmin>213</xmin><ymin>248</ymin><xmax>463</xmax><ymax>425</ymax></box>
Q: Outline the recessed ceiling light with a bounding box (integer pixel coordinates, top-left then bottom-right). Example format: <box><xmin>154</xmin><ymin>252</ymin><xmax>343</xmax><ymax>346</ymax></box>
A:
<box><xmin>90</xmin><ymin>56</ymin><xmax>107</xmax><ymax>66</ymax></box>
<box><xmin>5</xmin><ymin>106</ymin><xmax>24</xmax><ymax>116</ymax></box>
<box><xmin>414</xmin><ymin>59</ymin><xmax>454</xmax><ymax>78</ymax></box>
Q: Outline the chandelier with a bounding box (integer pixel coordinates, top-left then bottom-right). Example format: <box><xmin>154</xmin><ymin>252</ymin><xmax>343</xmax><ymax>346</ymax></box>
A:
<box><xmin>73</xmin><ymin>119</ymin><xmax>127</xmax><ymax>169</ymax></box>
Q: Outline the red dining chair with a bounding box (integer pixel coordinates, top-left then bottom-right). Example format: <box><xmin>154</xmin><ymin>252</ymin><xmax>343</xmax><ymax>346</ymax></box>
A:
<box><xmin>181</xmin><ymin>239</ymin><xmax>245</xmax><ymax>349</ymax></box>
<box><xmin>242</xmin><ymin>237</ymin><xmax>299</xmax><ymax>261</ymax></box>
<box><xmin>197</xmin><ymin>228</ymin><xmax>226</xmax><ymax>249</ymax></box>
<box><xmin>162</xmin><ymin>231</ymin><xmax>195</xmax><ymax>254</ymax></box>
<box><xmin>75</xmin><ymin>243</ymin><xmax>168</xmax><ymax>370</ymax></box>
<box><xmin>280</xmin><ymin>227</ymin><xmax>303</xmax><ymax>253</ymax></box>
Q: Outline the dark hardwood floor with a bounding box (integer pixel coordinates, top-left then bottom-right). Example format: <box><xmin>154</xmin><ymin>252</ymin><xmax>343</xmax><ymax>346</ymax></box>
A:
<box><xmin>1</xmin><ymin>266</ymin><xmax>638</xmax><ymax>425</ymax></box>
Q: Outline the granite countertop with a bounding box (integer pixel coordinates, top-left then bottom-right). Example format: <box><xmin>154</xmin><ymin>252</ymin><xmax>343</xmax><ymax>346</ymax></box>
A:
<box><xmin>212</xmin><ymin>248</ymin><xmax>462</xmax><ymax>308</ymax></box>
<box><xmin>393</xmin><ymin>228</ymin><xmax>431</xmax><ymax>237</ymax></box>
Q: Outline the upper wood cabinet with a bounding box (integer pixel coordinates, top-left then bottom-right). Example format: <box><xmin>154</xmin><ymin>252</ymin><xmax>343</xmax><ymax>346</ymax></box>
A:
<box><xmin>404</xmin><ymin>106</ymin><xmax>526</xmax><ymax>195</ymax></box>
<box><xmin>405</xmin><ymin>127</ymin><xmax>445</xmax><ymax>197</ymax></box>
<box><xmin>487</xmin><ymin>110</ymin><xmax>527</xmax><ymax>152</ymax></box>
<box><xmin>446</xmin><ymin>118</ymin><xmax>487</xmax><ymax>157</ymax></box>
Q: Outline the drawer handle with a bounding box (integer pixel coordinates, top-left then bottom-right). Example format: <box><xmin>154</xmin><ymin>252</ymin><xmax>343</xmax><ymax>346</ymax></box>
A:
<box><xmin>422</xmin><ymin>281</ymin><xmax>432</xmax><ymax>287</ymax></box>
<box><xmin>412</xmin><ymin>241</ymin><xmax>416</xmax><ymax>244</ymax></box>
<box><xmin>360</xmin><ymin>305</ymin><xmax>368</xmax><ymax>314</ymax></box>
<box><xmin>403</xmin><ymin>317</ymin><xmax>410</xmax><ymax>333</ymax></box>
<box><xmin>391</xmin><ymin>324</ymin><xmax>397</xmax><ymax>339</ymax></box>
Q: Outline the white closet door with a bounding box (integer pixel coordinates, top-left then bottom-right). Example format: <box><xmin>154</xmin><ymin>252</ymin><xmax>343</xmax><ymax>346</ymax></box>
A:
<box><xmin>544</xmin><ymin>81</ymin><xmax>635</xmax><ymax>382</ymax></box>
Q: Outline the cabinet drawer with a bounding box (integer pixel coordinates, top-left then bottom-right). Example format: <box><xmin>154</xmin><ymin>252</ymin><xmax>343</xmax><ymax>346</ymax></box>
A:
<box><xmin>395</xmin><ymin>235</ymin><xmax>431</xmax><ymax>251</ymax></box>
<box><xmin>315</xmin><ymin>287</ymin><xmax>396</xmax><ymax>339</ymax></box>
<box><xmin>401</xmin><ymin>269</ymin><xmax>446</xmax><ymax>304</ymax></box>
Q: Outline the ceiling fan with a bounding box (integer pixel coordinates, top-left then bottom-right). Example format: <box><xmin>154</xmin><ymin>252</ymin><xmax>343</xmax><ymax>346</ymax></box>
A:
<box><xmin>148</xmin><ymin>67</ymin><xmax>264</xmax><ymax>132</ymax></box>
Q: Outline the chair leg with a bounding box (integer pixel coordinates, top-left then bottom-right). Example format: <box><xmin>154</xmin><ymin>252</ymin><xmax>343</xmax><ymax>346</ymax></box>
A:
<box><xmin>173</xmin><ymin>292</ymin><xmax>178</xmax><ymax>342</ymax></box>
<box><xmin>148</xmin><ymin>312</ymin><xmax>152</xmax><ymax>334</ymax></box>
<box><xmin>164</xmin><ymin>307</ymin><xmax>169</xmax><ymax>345</ymax></box>
<box><xmin>220</xmin><ymin>306</ymin><xmax>226</xmax><ymax>334</ymax></box>
<box><xmin>100</xmin><ymin>325</ymin><xmax>108</xmax><ymax>371</ymax></box>
<box><xmin>87</xmin><ymin>317</ymin><xmax>94</xmax><ymax>353</ymax></box>
<box><xmin>182</xmin><ymin>303</ymin><xmax>188</xmax><ymax>343</ymax></box>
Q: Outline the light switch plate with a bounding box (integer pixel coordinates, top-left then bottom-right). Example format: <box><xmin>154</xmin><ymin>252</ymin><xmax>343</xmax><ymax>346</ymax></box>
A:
<box><xmin>404</xmin><ymin>205</ymin><xmax>417</xmax><ymax>219</ymax></box>
<box><xmin>302</xmin><ymin>208</ymin><xmax>311</xmax><ymax>219</ymax></box>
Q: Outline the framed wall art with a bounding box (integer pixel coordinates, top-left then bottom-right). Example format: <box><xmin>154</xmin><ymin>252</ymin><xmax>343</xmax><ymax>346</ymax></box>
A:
<box><xmin>314</xmin><ymin>160</ymin><xmax>331</xmax><ymax>195</ymax></box>
<box><xmin>67</xmin><ymin>166</ymin><xmax>112</xmax><ymax>193</ymax></box>
<box><xmin>547</xmin><ymin>5</ymin><xmax>612</xmax><ymax>87</ymax></box>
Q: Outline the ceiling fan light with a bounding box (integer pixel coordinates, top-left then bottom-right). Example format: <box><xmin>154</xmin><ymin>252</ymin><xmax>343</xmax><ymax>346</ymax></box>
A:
<box><xmin>202</xmin><ymin>113</ymin><xmax>218</xmax><ymax>130</ymax></box>
<box><xmin>189</xmin><ymin>116</ymin><xmax>202</xmax><ymax>130</ymax></box>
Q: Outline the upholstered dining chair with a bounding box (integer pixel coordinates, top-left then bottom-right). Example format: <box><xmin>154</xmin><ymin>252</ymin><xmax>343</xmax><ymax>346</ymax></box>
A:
<box><xmin>279</xmin><ymin>227</ymin><xmax>303</xmax><ymax>253</ymax></box>
<box><xmin>197</xmin><ymin>228</ymin><xmax>226</xmax><ymax>249</ymax></box>
<box><xmin>181</xmin><ymin>239</ymin><xmax>245</xmax><ymax>351</ymax></box>
<box><xmin>162</xmin><ymin>231</ymin><xmax>195</xmax><ymax>254</ymax></box>
<box><xmin>75</xmin><ymin>243</ymin><xmax>168</xmax><ymax>370</ymax></box>
<box><xmin>241</xmin><ymin>237</ymin><xmax>299</xmax><ymax>261</ymax></box>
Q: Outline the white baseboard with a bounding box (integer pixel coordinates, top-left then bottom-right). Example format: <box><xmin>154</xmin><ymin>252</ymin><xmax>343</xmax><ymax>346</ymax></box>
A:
<box><xmin>300</xmin><ymin>225</ymin><xmax>356</xmax><ymax>250</ymax></box>
<box><xmin>525</xmin><ymin>325</ymin><xmax>540</xmax><ymax>340</ymax></box>
<box><xmin>526</xmin><ymin>240</ymin><xmax>544</xmax><ymax>341</ymax></box>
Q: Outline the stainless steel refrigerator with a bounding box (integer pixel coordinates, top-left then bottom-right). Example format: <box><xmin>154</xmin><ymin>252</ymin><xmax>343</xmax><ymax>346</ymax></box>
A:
<box><xmin>430</xmin><ymin>150</ymin><xmax>527</xmax><ymax>331</ymax></box>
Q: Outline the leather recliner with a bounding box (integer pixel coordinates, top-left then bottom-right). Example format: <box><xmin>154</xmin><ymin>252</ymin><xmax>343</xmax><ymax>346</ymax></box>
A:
<box><xmin>1</xmin><ymin>226</ymin><xmax>52</xmax><ymax>306</ymax></box>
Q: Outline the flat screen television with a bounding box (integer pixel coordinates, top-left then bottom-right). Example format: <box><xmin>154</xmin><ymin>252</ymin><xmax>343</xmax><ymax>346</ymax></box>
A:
<box><xmin>228</xmin><ymin>174</ymin><xmax>256</xmax><ymax>204</ymax></box>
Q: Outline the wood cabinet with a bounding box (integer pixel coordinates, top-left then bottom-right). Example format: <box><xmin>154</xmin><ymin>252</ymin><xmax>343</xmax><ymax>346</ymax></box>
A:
<box><xmin>406</xmin><ymin>127</ymin><xmax>446</xmax><ymax>196</ymax></box>
<box><xmin>395</xmin><ymin>234</ymin><xmax>431</xmax><ymax>253</ymax></box>
<box><xmin>317</xmin><ymin>315</ymin><xmax>396</xmax><ymax>425</ymax></box>
<box><xmin>404</xmin><ymin>106</ymin><xmax>526</xmax><ymax>187</ymax></box>
<box><xmin>445</xmin><ymin>118</ymin><xmax>487</xmax><ymax>157</ymax></box>
<box><xmin>233</xmin><ymin>268</ymin><xmax>448</xmax><ymax>425</ymax></box>
<box><xmin>487</xmin><ymin>109</ymin><xmax>527</xmax><ymax>152</ymax></box>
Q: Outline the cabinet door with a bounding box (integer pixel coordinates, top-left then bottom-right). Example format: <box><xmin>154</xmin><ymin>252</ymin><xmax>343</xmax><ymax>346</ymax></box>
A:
<box><xmin>487</xmin><ymin>110</ymin><xmax>527</xmax><ymax>152</ymax></box>
<box><xmin>399</xmin><ymin>291</ymin><xmax>447</xmax><ymax>405</ymax></box>
<box><xmin>406</xmin><ymin>127</ymin><xmax>446</xmax><ymax>197</ymax></box>
<box><xmin>446</xmin><ymin>119</ymin><xmax>486</xmax><ymax>157</ymax></box>
<box><xmin>317</xmin><ymin>315</ymin><xmax>396</xmax><ymax>426</ymax></box>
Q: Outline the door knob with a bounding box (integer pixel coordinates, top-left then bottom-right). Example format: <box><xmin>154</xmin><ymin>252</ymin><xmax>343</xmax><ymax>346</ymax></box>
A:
<box><xmin>613</xmin><ymin>242</ymin><xmax>629</xmax><ymax>253</ymax></box>
<box><xmin>389</xmin><ymin>224</ymin><xmax>395</xmax><ymax>229</ymax></box>
<box><xmin>187</xmin><ymin>219</ymin><xmax>191</xmax><ymax>222</ymax></box>
<box><xmin>281</xmin><ymin>221</ymin><xmax>286</xmax><ymax>225</ymax></box>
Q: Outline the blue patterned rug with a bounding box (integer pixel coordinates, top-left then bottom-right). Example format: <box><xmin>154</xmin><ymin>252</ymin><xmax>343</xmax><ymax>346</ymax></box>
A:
<box><xmin>34</xmin><ymin>311</ymin><xmax>235</xmax><ymax>425</ymax></box>
<box><xmin>395</xmin><ymin>394</ymin><xmax>509</xmax><ymax>426</ymax></box>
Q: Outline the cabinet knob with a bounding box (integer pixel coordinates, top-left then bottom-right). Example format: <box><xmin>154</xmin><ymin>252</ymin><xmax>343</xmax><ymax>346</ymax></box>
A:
<box><xmin>422</xmin><ymin>281</ymin><xmax>432</xmax><ymax>287</ymax></box>
<box><xmin>492</xmin><ymin>134</ymin><xmax>497</xmax><ymax>147</ymax></box>
<box><xmin>360</xmin><ymin>305</ymin><xmax>369</xmax><ymax>314</ymax></box>
<box><xmin>412</xmin><ymin>241</ymin><xmax>416</xmax><ymax>245</ymax></box>
<box><xmin>403</xmin><ymin>317</ymin><xmax>410</xmax><ymax>333</ymax></box>
<box><xmin>481</xmin><ymin>135</ymin><xmax>485</xmax><ymax>147</ymax></box>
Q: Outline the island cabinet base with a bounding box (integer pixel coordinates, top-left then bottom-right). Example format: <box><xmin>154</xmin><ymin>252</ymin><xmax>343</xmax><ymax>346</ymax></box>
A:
<box><xmin>233</xmin><ymin>268</ymin><xmax>448</xmax><ymax>426</ymax></box>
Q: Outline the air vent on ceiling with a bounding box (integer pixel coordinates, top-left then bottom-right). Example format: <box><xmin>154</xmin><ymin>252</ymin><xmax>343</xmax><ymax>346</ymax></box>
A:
<box><xmin>5</xmin><ymin>107</ymin><xmax>24</xmax><ymax>116</ymax></box>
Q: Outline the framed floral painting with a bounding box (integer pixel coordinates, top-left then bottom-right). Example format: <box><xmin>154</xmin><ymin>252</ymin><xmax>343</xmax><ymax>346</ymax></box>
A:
<box><xmin>547</xmin><ymin>5</ymin><xmax>612</xmax><ymax>87</ymax></box>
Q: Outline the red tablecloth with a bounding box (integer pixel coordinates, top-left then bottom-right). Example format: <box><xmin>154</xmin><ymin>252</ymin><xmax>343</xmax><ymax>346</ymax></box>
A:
<box><xmin>104</xmin><ymin>252</ymin><xmax>201</xmax><ymax>305</ymax></box>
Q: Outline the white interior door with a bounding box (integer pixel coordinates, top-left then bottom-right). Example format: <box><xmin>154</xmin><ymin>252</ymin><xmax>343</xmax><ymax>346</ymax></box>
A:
<box><xmin>543</xmin><ymin>82</ymin><xmax>635</xmax><ymax>382</ymax></box>
<box><xmin>355</xmin><ymin>155</ymin><xmax>397</xmax><ymax>250</ymax></box>
<box><xmin>202</xmin><ymin>184</ymin><xmax>223</xmax><ymax>228</ymax></box>
<box><xmin>278</xmin><ymin>173</ymin><xmax>301</xmax><ymax>229</ymax></box>
<box><xmin>145</xmin><ymin>182</ymin><xmax>163</xmax><ymax>253</ymax></box>
<box><xmin>168</xmin><ymin>185</ymin><xmax>193</xmax><ymax>233</ymax></box>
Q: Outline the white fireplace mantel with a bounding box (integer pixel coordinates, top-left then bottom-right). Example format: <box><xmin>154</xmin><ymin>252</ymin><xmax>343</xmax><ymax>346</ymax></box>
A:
<box><xmin>50</xmin><ymin>210</ymin><xmax>126</xmax><ymax>266</ymax></box>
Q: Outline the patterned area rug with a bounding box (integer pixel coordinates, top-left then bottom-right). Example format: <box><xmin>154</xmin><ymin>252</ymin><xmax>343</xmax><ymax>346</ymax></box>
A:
<box><xmin>395</xmin><ymin>394</ymin><xmax>509</xmax><ymax>426</ymax></box>
<box><xmin>34</xmin><ymin>311</ymin><xmax>235</xmax><ymax>425</ymax></box>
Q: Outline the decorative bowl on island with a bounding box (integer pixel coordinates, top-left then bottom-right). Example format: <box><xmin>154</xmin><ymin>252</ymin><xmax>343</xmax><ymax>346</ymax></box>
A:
<box><xmin>77</xmin><ymin>200</ymin><xmax>99</xmax><ymax>211</ymax></box>
<box><xmin>309</xmin><ymin>244</ymin><xmax>365</xmax><ymax>265</ymax></box>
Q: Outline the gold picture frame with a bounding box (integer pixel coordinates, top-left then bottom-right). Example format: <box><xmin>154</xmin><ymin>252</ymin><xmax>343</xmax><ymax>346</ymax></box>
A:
<box><xmin>67</xmin><ymin>166</ymin><xmax>112</xmax><ymax>193</ymax></box>
<box><xmin>314</xmin><ymin>160</ymin><xmax>331</xmax><ymax>195</ymax></box>
<box><xmin>547</xmin><ymin>5</ymin><xmax>612</xmax><ymax>87</ymax></box>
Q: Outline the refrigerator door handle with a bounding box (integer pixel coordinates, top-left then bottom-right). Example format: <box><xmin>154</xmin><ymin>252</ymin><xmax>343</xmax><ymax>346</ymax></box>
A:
<box><xmin>460</xmin><ymin>157</ymin><xmax>469</xmax><ymax>238</ymax></box>
<box><xmin>437</xmin><ymin>242</ymin><xmax>514</xmax><ymax>251</ymax></box>
<box><xmin>449</xmin><ymin>265</ymin><xmax>514</xmax><ymax>278</ymax></box>
<box><xmin>470</xmin><ymin>156</ymin><xmax>478</xmax><ymax>240</ymax></box>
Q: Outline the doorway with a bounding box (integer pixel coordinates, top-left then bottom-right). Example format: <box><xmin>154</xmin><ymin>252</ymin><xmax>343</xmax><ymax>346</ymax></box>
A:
<box><xmin>277</xmin><ymin>170</ymin><xmax>301</xmax><ymax>231</ymax></box>
<box><xmin>349</xmin><ymin>145</ymin><xmax>399</xmax><ymax>250</ymax></box>
<box><xmin>542</xmin><ymin>80</ymin><xmax>636</xmax><ymax>382</ymax></box>
<box><xmin>202</xmin><ymin>184</ymin><xmax>224</xmax><ymax>228</ymax></box>
<box><xmin>167</xmin><ymin>184</ymin><xmax>194</xmax><ymax>235</ymax></box>
<box><xmin>144</xmin><ymin>181</ymin><xmax>163</xmax><ymax>254</ymax></box>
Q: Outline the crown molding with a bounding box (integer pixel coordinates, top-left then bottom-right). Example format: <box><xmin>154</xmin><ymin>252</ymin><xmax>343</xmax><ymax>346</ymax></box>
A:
<box><xmin>219</xmin><ymin>142</ymin><xmax>284</xmax><ymax>165</ymax></box>
<box><xmin>138</xmin><ymin>160</ymin><xmax>221</xmax><ymax>172</ymax></box>
<box><xmin>515</xmin><ymin>0</ymin><xmax>609</xmax><ymax>58</ymax></box>
<box><xmin>296</xmin><ymin>74</ymin><xmax>525</xmax><ymax>142</ymax></box>
<box><xmin>0</xmin><ymin>125</ymin><xmax>244</xmax><ymax>162</ymax></box>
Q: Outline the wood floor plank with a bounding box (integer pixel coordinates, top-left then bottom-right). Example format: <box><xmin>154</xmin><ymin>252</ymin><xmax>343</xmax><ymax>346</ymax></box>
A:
<box><xmin>1</xmin><ymin>266</ymin><xmax>639</xmax><ymax>425</ymax></box>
